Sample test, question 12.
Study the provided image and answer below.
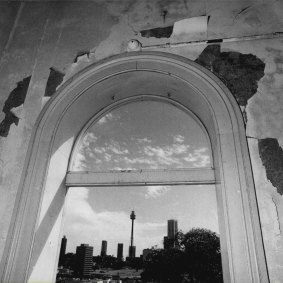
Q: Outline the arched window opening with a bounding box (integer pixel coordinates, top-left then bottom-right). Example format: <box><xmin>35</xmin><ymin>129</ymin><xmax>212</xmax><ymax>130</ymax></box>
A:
<box><xmin>0</xmin><ymin>52</ymin><xmax>269</xmax><ymax>283</ymax></box>
<box><xmin>60</xmin><ymin>98</ymin><xmax>223</xmax><ymax>282</ymax></box>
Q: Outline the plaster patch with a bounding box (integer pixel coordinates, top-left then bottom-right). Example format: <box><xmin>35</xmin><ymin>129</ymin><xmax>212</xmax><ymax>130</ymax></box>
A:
<box><xmin>248</xmin><ymin>46</ymin><xmax>283</xmax><ymax>143</ymax></box>
<box><xmin>140</xmin><ymin>16</ymin><xmax>208</xmax><ymax>41</ymax></box>
<box><xmin>0</xmin><ymin>75</ymin><xmax>31</xmax><ymax>137</ymax></box>
<box><xmin>172</xmin><ymin>16</ymin><xmax>208</xmax><ymax>39</ymax></box>
<box><xmin>195</xmin><ymin>44</ymin><xmax>265</xmax><ymax>107</ymax></box>
<box><xmin>10</xmin><ymin>105</ymin><xmax>23</xmax><ymax>120</ymax></box>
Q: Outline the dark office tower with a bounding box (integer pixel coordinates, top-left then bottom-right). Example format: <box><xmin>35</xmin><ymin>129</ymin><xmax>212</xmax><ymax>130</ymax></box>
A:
<box><xmin>129</xmin><ymin>211</ymin><xmax>136</xmax><ymax>258</ymax></box>
<box><xmin>129</xmin><ymin>245</ymin><xmax>136</xmax><ymax>258</ymax></box>
<box><xmin>75</xmin><ymin>244</ymin><xmax>93</xmax><ymax>278</ymax></box>
<box><xmin>165</xmin><ymin>219</ymin><xmax>178</xmax><ymax>249</ymax></box>
<box><xmin>101</xmin><ymin>240</ymin><xmax>107</xmax><ymax>256</ymax></box>
<box><xmin>117</xmin><ymin>243</ymin><xmax>123</xmax><ymax>260</ymax></box>
<box><xmin>59</xmin><ymin>235</ymin><xmax>67</xmax><ymax>265</ymax></box>
<box><xmin>168</xmin><ymin>219</ymin><xmax>178</xmax><ymax>239</ymax></box>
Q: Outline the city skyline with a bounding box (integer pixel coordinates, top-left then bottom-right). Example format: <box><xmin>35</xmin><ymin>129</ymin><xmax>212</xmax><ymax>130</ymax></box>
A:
<box><xmin>62</xmin><ymin>186</ymin><xmax>219</xmax><ymax>256</ymax></box>
<box><xmin>61</xmin><ymin>218</ymin><xmax>180</xmax><ymax>260</ymax></box>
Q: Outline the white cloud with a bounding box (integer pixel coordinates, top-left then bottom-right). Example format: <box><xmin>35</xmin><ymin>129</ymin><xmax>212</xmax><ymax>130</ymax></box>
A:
<box><xmin>145</xmin><ymin>186</ymin><xmax>171</xmax><ymax>199</ymax></box>
<box><xmin>94</xmin><ymin>147</ymin><xmax>106</xmax><ymax>154</ymax></box>
<box><xmin>136</xmin><ymin>137</ymin><xmax>151</xmax><ymax>143</ymax></box>
<box><xmin>143</xmin><ymin>145</ymin><xmax>185</xmax><ymax>166</ymax></box>
<box><xmin>107</xmin><ymin>142</ymin><xmax>129</xmax><ymax>155</ymax></box>
<box><xmin>96</xmin><ymin>113</ymin><xmax>115</xmax><ymax>125</ymax></box>
<box><xmin>183</xmin><ymin>147</ymin><xmax>210</xmax><ymax>167</ymax></box>
<box><xmin>123</xmin><ymin>156</ymin><xmax>156</xmax><ymax>165</ymax></box>
<box><xmin>194</xmin><ymin>147</ymin><xmax>208</xmax><ymax>154</ymax></box>
<box><xmin>173</xmin><ymin>135</ymin><xmax>185</xmax><ymax>143</ymax></box>
<box><xmin>72</xmin><ymin>125</ymin><xmax>210</xmax><ymax>172</ymax></box>
<box><xmin>193</xmin><ymin>155</ymin><xmax>210</xmax><ymax>167</ymax></box>
<box><xmin>104</xmin><ymin>153</ymin><xmax>112</xmax><ymax>162</ymax></box>
<box><xmin>82</xmin><ymin>132</ymin><xmax>97</xmax><ymax>146</ymax></box>
<box><xmin>71</xmin><ymin>152</ymin><xmax>86</xmax><ymax>170</ymax></box>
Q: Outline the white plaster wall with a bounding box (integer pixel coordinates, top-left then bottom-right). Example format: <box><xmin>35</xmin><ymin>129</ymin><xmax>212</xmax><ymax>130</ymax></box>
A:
<box><xmin>0</xmin><ymin>0</ymin><xmax>283</xmax><ymax>282</ymax></box>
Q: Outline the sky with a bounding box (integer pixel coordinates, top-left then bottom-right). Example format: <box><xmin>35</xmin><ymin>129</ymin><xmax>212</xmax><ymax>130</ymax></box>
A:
<box><xmin>71</xmin><ymin>100</ymin><xmax>211</xmax><ymax>171</ymax></box>
<box><xmin>62</xmin><ymin>100</ymin><xmax>219</xmax><ymax>256</ymax></box>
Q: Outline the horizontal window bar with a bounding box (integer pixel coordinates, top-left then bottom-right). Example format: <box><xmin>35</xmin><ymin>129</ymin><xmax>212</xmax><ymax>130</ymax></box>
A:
<box><xmin>66</xmin><ymin>168</ymin><xmax>215</xmax><ymax>187</ymax></box>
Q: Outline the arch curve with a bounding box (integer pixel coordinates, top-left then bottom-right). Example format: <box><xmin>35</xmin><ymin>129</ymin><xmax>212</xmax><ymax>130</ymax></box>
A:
<box><xmin>1</xmin><ymin>52</ymin><xmax>269</xmax><ymax>283</ymax></box>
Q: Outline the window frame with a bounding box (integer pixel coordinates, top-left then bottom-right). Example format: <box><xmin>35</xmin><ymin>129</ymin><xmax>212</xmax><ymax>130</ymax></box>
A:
<box><xmin>0</xmin><ymin>52</ymin><xmax>269</xmax><ymax>283</ymax></box>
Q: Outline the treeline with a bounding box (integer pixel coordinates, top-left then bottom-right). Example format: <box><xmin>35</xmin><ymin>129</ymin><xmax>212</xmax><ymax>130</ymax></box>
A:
<box><xmin>141</xmin><ymin>228</ymin><xmax>223</xmax><ymax>283</ymax></box>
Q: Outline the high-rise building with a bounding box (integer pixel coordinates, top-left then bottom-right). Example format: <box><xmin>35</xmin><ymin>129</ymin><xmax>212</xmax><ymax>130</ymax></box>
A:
<box><xmin>75</xmin><ymin>244</ymin><xmax>93</xmax><ymax>278</ymax></box>
<box><xmin>128</xmin><ymin>245</ymin><xmax>136</xmax><ymax>258</ymax></box>
<box><xmin>59</xmin><ymin>235</ymin><xmax>67</xmax><ymax>265</ymax></box>
<box><xmin>100</xmin><ymin>240</ymin><xmax>107</xmax><ymax>256</ymax></box>
<box><xmin>168</xmin><ymin>219</ymin><xmax>178</xmax><ymax>239</ymax></box>
<box><xmin>117</xmin><ymin>243</ymin><xmax>123</xmax><ymax>260</ymax></box>
<box><xmin>164</xmin><ymin>219</ymin><xmax>178</xmax><ymax>249</ymax></box>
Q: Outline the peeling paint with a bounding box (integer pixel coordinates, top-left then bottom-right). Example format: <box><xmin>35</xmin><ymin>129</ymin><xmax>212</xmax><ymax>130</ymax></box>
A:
<box><xmin>258</xmin><ymin>138</ymin><xmax>283</xmax><ymax>195</ymax></box>
<box><xmin>0</xmin><ymin>76</ymin><xmax>31</xmax><ymax>137</ymax></box>
<box><xmin>271</xmin><ymin>197</ymin><xmax>282</xmax><ymax>236</ymax></box>
<box><xmin>140</xmin><ymin>16</ymin><xmax>208</xmax><ymax>40</ymax></box>
<box><xmin>44</xmin><ymin>67</ymin><xmax>65</xmax><ymax>97</ymax></box>
<box><xmin>172</xmin><ymin>16</ymin><xmax>208</xmax><ymax>38</ymax></box>
<box><xmin>195</xmin><ymin>44</ymin><xmax>265</xmax><ymax>106</ymax></box>
<box><xmin>140</xmin><ymin>25</ymin><xmax>173</xmax><ymax>38</ymax></box>
<box><xmin>74</xmin><ymin>51</ymin><xmax>90</xmax><ymax>63</ymax></box>
<box><xmin>10</xmin><ymin>105</ymin><xmax>23</xmax><ymax>120</ymax></box>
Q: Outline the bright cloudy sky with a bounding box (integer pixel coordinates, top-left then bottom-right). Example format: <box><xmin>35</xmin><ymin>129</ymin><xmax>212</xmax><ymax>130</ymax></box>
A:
<box><xmin>62</xmin><ymin>101</ymin><xmax>219</xmax><ymax>256</ymax></box>
<box><xmin>71</xmin><ymin>100</ymin><xmax>211</xmax><ymax>171</ymax></box>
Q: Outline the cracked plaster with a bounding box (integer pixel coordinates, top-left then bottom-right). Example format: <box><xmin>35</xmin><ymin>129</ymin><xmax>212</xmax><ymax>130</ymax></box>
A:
<box><xmin>210</xmin><ymin>39</ymin><xmax>283</xmax><ymax>281</ymax></box>
<box><xmin>249</xmin><ymin>138</ymin><xmax>283</xmax><ymax>282</ymax></box>
<box><xmin>0</xmin><ymin>0</ymin><xmax>283</xmax><ymax>280</ymax></box>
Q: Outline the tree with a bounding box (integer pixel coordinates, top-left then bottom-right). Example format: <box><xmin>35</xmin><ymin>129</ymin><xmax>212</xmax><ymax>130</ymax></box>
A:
<box><xmin>141</xmin><ymin>228</ymin><xmax>223</xmax><ymax>283</ymax></box>
<box><xmin>178</xmin><ymin>228</ymin><xmax>223</xmax><ymax>283</ymax></box>
<box><xmin>141</xmin><ymin>248</ymin><xmax>186</xmax><ymax>283</ymax></box>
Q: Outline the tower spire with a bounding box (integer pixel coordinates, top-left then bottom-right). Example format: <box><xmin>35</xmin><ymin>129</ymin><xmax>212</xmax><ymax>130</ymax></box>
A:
<box><xmin>129</xmin><ymin>210</ymin><xmax>136</xmax><ymax>258</ymax></box>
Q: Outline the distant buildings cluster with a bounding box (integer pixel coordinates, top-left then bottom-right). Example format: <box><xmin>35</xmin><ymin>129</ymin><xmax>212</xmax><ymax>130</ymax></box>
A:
<box><xmin>59</xmin><ymin>239</ymin><xmax>125</xmax><ymax>278</ymax></box>
<box><xmin>58</xmin><ymin>213</ymin><xmax>179</xmax><ymax>281</ymax></box>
